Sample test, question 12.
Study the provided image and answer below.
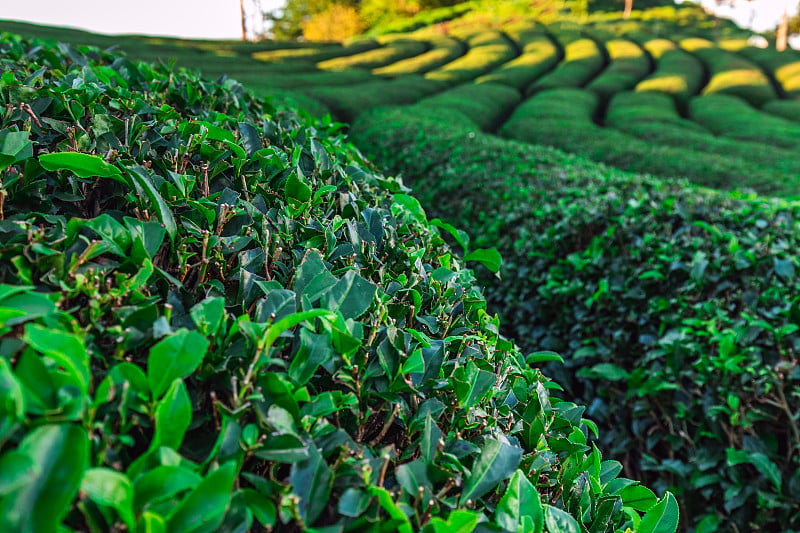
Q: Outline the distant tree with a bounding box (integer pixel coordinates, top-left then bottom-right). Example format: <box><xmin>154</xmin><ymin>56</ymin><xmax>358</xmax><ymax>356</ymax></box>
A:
<box><xmin>623</xmin><ymin>0</ymin><xmax>633</xmax><ymax>18</ymax></box>
<box><xmin>267</xmin><ymin>0</ymin><xmax>357</xmax><ymax>40</ymax></box>
<box><xmin>303</xmin><ymin>3</ymin><xmax>366</xmax><ymax>40</ymax></box>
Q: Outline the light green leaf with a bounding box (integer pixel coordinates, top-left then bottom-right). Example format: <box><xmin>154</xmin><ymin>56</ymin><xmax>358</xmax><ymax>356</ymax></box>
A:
<box><xmin>166</xmin><ymin>462</ymin><xmax>237</xmax><ymax>533</ymax></box>
<box><xmin>367</xmin><ymin>486</ymin><xmax>413</xmax><ymax>533</ymax></box>
<box><xmin>496</xmin><ymin>470</ymin><xmax>543</xmax><ymax>533</ymax></box>
<box><xmin>620</xmin><ymin>484</ymin><xmax>658</xmax><ymax>512</ymax></box>
<box><xmin>154</xmin><ymin>379</ymin><xmax>192</xmax><ymax>450</ymax></box>
<box><xmin>638</xmin><ymin>492</ymin><xmax>680</xmax><ymax>533</ymax></box>
<box><xmin>526</xmin><ymin>351</ymin><xmax>564</xmax><ymax>365</ymax></box>
<box><xmin>189</xmin><ymin>297</ymin><xmax>227</xmax><ymax>337</ymax></box>
<box><xmin>464</xmin><ymin>247</ymin><xmax>502</xmax><ymax>273</ymax></box>
<box><xmin>428</xmin><ymin>509</ymin><xmax>481</xmax><ymax>533</ymax></box>
<box><xmin>81</xmin><ymin>468</ymin><xmax>135</xmax><ymax>530</ymax></box>
<box><xmin>39</xmin><ymin>152</ymin><xmax>122</xmax><ymax>179</ymax></box>
<box><xmin>462</xmin><ymin>438</ymin><xmax>523</xmax><ymax>502</ymax></box>
<box><xmin>147</xmin><ymin>329</ymin><xmax>209</xmax><ymax>399</ymax></box>
<box><xmin>392</xmin><ymin>193</ymin><xmax>427</xmax><ymax>223</ymax></box>
<box><xmin>543</xmin><ymin>505</ymin><xmax>581</xmax><ymax>533</ymax></box>
<box><xmin>23</xmin><ymin>323</ymin><xmax>90</xmax><ymax>395</ymax></box>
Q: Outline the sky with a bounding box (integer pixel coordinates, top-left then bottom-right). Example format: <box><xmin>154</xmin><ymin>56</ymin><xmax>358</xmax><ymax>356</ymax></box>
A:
<box><xmin>2</xmin><ymin>0</ymin><xmax>284</xmax><ymax>40</ymax></box>
<box><xmin>2</xmin><ymin>0</ymin><xmax>797</xmax><ymax>39</ymax></box>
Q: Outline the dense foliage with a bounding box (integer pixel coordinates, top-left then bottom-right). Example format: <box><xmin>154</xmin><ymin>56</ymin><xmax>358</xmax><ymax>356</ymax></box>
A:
<box><xmin>351</xmin><ymin>98</ymin><xmax>800</xmax><ymax>532</ymax></box>
<box><xmin>0</xmin><ymin>34</ymin><xmax>681</xmax><ymax>532</ymax></box>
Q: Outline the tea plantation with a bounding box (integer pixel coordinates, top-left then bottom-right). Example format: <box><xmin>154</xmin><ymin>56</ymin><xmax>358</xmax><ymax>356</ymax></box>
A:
<box><xmin>3</xmin><ymin>0</ymin><xmax>800</xmax><ymax>531</ymax></box>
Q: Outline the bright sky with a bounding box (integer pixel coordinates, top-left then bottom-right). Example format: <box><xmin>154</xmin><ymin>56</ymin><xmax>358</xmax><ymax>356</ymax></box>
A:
<box><xmin>3</xmin><ymin>0</ymin><xmax>284</xmax><ymax>40</ymax></box>
<box><xmin>697</xmin><ymin>0</ymin><xmax>799</xmax><ymax>32</ymax></box>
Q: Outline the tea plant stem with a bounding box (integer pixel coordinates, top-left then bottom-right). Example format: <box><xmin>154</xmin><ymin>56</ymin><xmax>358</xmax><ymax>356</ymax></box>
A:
<box><xmin>369</xmin><ymin>404</ymin><xmax>399</xmax><ymax>446</ymax></box>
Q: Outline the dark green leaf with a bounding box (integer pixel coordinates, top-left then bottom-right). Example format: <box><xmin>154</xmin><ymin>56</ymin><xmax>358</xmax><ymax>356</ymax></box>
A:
<box><xmin>39</xmin><ymin>152</ymin><xmax>122</xmax><ymax>179</ymax></box>
<box><xmin>154</xmin><ymin>379</ymin><xmax>192</xmax><ymax>450</ymax></box>
<box><xmin>23</xmin><ymin>323</ymin><xmax>90</xmax><ymax>395</ymax></box>
<box><xmin>543</xmin><ymin>505</ymin><xmax>581</xmax><ymax>533</ymax></box>
<box><xmin>133</xmin><ymin>465</ymin><xmax>202</xmax><ymax>511</ymax></box>
<box><xmin>462</xmin><ymin>438</ymin><xmax>522</xmax><ymax>502</ymax></box>
<box><xmin>495</xmin><ymin>470</ymin><xmax>543</xmax><ymax>532</ymax></box>
<box><xmin>323</xmin><ymin>270</ymin><xmax>377</xmax><ymax>319</ymax></box>
<box><xmin>0</xmin><ymin>130</ymin><xmax>33</xmax><ymax>168</ymax></box>
<box><xmin>127</xmin><ymin>165</ymin><xmax>177</xmax><ymax>241</ymax></box>
<box><xmin>290</xmin><ymin>443</ymin><xmax>331</xmax><ymax>525</ymax></box>
<box><xmin>253</xmin><ymin>433</ymin><xmax>309</xmax><ymax>463</ymax></box>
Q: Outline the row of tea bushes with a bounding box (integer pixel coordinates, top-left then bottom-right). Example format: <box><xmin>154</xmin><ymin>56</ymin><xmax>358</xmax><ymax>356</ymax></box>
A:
<box><xmin>0</xmin><ymin>33</ymin><xmax>675</xmax><ymax>533</ymax></box>
<box><xmin>425</xmin><ymin>30</ymin><xmax>518</xmax><ymax>85</ymax></box>
<box><xmin>374</xmin><ymin>35</ymin><xmax>465</xmax><ymax>76</ymax></box>
<box><xmin>634</xmin><ymin>38</ymin><xmax>705</xmax><ymax>102</ymax></box>
<box><xmin>352</xmin><ymin>96</ymin><xmax>800</xmax><ymax>532</ymax></box>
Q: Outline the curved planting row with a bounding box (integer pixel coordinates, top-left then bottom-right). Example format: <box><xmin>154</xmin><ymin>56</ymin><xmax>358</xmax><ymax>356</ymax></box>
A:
<box><xmin>475</xmin><ymin>28</ymin><xmax>560</xmax><ymax>90</ymax></box>
<box><xmin>586</xmin><ymin>38</ymin><xmax>652</xmax><ymax>102</ymax></box>
<box><xmin>689</xmin><ymin>44</ymin><xmax>777</xmax><ymax>106</ymax></box>
<box><xmin>634</xmin><ymin>38</ymin><xmax>706</xmax><ymax>102</ymax></box>
<box><xmin>499</xmin><ymin>88</ymin><xmax>797</xmax><ymax>194</ymax></box>
<box><xmin>0</xmin><ymin>33</ymin><xmax>677</xmax><ymax>533</ymax></box>
<box><xmin>528</xmin><ymin>36</ymin><xmax>607</xmax><ymax>93</ymax></box>
<box><xmin>351</xmin><ymin>96</ymin><xmax>800</xmax><ymax>533</ymax></box>
<box><xmin>317</xmin><ymin>36</ymin><xmax>430</xmax><ymax>71</ymax></box>
<box><xmin>690</xmin><ymin>94</ymin><xmax>800</xmax><ymax>148</ymax></box>
<box><xmin>415</xmin><ymin>82</ymin><xmax>522</xmax><ymax>131</ymax></box>
<box><xmin>424</xmin><ymin>30</ymin><xmax>519</xmax><ymax>85</ymax></box>
<box><xmin>737</xmin><ymin>45</ymin><xmax>800</xmax><ymax>99</ymax></box>
<box><xmin>373</xmin><ymin>35</ymin><xmax>465</xmax><ymax>76</ymax></box>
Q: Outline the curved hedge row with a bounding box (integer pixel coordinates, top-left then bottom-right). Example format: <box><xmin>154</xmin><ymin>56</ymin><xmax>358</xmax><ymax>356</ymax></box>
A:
<box><xmin>635</xmin><ymin>39</ymin><xmax>705</xmax><ymax>102</ymax></box>
<box><xmin>586</xmin><ymin>39</ymin><xmax>652</xmax><ymax>102</ymax></box>
<box><xmin>475</xmin><ymin>33</ymin><xmax>560</xmax><ymax>90</ymax></box>
<box><xmin>0</xmin><ymin>33</ymin><xmax>677</xmax><ymax>533</ymax></box>
<box><xmin>373</xmin><ymin>35</ymin><xmax>465</xmax><ymax>76</ymax></box>
<box><xmin>499</xmin><ymin>89</ymin><xmax>795</xmax><ymax>194</ymax></box>
<box><xmin>527</xmin><ymin>37</ymin><xmax>607</xmax><ymax>94</ymax></box>
<box><xmin>606</xmin><ymin>91</ymin><xmax>800</xmax><ymax>183</ymax></box>
<box><xmin>416</xmin><ymin>82</ymin><xmax>522</xmax><ymax>131</ymax></box>
<box><xmin>352</xmin><ymin>98</ymin><xmax>800</xmax><ymax>533</ymax></box>
<box><xmin>425</xmin><ymin>30</ymin><xmax>518</xmax><ymax>85</ymax></box>
<box><xmin>690</xmin><ymin>46</ymin><xmax>777</xmax><ymax>107</ymax></box>
<box><xmin>737</xmin><ymin>46</ymin><xmax>800</xmax><ymax>99</ymax></box>
<box><xmin>690</xmin><ymin>94</ymin><xmax>800</xmax><ymax>149</ymax></box>
<box><xmin>317</xmin><ymin>37</ymin><xmax>430</xmax><ymax>71</ymax></box>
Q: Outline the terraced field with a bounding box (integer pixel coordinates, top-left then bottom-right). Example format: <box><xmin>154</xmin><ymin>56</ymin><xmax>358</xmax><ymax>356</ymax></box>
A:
<box><xmin>5</xmin><ymin>4</ymin><xmax>800</xmax><ymax>531</ymax></box>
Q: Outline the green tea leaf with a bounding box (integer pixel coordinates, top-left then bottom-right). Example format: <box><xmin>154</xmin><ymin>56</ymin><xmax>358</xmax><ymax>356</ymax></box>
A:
<box><xmin>127</xmin><ymin>165</ymin><xmax>178</xmax><ymax>241</ymax></box>
<box><xmin>190</xmin><ymin>297</ymin><xmax>227</xmax><ymax>337</ymax></box>
<box><xmin>495</xmin><ymin>470</ymin><xmax>543</xmax><ymax>532</ymax></box>
<box><xmin>367</xmin><ymin>486</ymin><xmax>413</xmax><ymax>533</ymax></box>
<box><xmin>638</xmin><ymin>492</ymin><xmax>680</xmax><ymax>533</ymax></box>
<box><xmin>323</xmin><ymin>270</ymin><xmax>377</xmax><ymax>320</ymax></box>
<box><xmin>0</xmin><ymin>424</ymin><xmax>89</xmax><ymax>532</ymax></box>
<box><xmin>23</xmin><ymin>323</ymin><xmax>90</xmax><ymax>395</ymax></box>
<box><xmin>464</xmin><ymin>248</ymin><xmax>503</xmax><ymax>273</ymax></box>
<box><xmin>154</xmin><ymin>379</ymin><xmax>192</xmax><ymax>450</ymax></box>
<box><xmin>0</xmin><ymin>451</ymin><xmax>36</xmax><ymax>495</ymax></box>
<box><xmin>620</xmin><ymin>484</ymin><xmax>658</xmax><ymax>512</ymax></box>
<box><xmin>81</xmin><ymin>468</ymin><xmax>135</xmax><ymax>530</ymax></box>
<box><xmin>428</xmin><ymin>509</ymin><xmax>481</xmax><ymax>533</ymax></box>
<box><xmin>133</xmin><ymin>465</ymin><xmax>202</xmax><ymax>511</ymax></box>
<box><xmin>0</xmin><ymin>130</ymin><xmax>32</xmax><ymax>168</ymax></box>
<box><xmin>462</xmin><ymin>438</ymin><xmax>522</xmax><ymax>502</ymax></box>
<box><xmin>543</xmin><ymin>505</ymin><xmax>581</xmax><ymax>533</ymax></box>
<box><xmin>290</xmin><ymin>443</ymin><xmax>331</xmax><ymax>526</ymax></box>
<box><xmin>166</xmin><ymin>462</ymin><xmax>238</xmax><ymax>533</ymax></box>
<box><xmin>39</xmin><ymin>152</ymin><xmax>122</xmax><ymax>179</ymax></box>
<box><xmin>147</xmin><ymin>329</ymin><xmax>209</xmax><ymax>399</ymax></box>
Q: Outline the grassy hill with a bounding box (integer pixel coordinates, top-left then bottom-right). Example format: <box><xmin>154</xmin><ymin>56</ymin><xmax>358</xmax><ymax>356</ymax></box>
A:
<box><xmin>4</xmin><ymin>2</ymin><xmax>800</xmax><ymax>531</ymax></box>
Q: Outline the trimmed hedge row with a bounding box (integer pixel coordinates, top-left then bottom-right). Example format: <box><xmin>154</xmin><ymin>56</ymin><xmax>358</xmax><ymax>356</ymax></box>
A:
<box><xmin>606</xmin><ymin>91</ymin><xmax>800</xmax><ymax>183</ymax></box>
<box><xmin>252</xmin><ymin>40</ymin><xmax>379</xmax><ymax>69</ymax></box>
<box><xmin>475</xmin><ymin>33</ymin><xmax>560</xmax><ymax>90</ymax></box>
<box><xmin>737</xmin><ymin>46</ymin><xmax>800</xmax><ymax>99</ymax></box>
<box><xmin>373</xmin><ymin>35</ymin><xmax>465</xmax><ymax>76</ymax></box>
<box><xmin>690</xmin><ymin>94</ymin><xmax>800</xmax><ymax>149</ymax></box>
<box><xmin>352</xmin><ymin>98</ymin><xmax>800</xmax><ymax>533</ymax></box>
<box><xmin>499</xmin><ymin>89</ymin><xmax>797</xmax><ymax>194</ymax></box>
<box><xmin>635</xmin><ymin>39</ymin><xmax>705</xmax><ymax>102</ymax></box>
<box><xmin>690</xmin><ymin>46</ymin><xmax>777</xmax><ymax>107</ymax></box>
<box><xmin>0</xmin><ymin>32</ymin><xmax>681</xmax><ymax>533</ymax></box>
<box><xmin>317</xmin><ymin>37</ymin><xmax>430</xmax><ymax>71</ymax></box>
<box><xmin>763</xmin><ymin>99</ymin><xmax>800</xmax><ymax>123</ymax></box>
<box><xmin>586</xmin><ymin>39</ymin><xmax>652</xmax><ymax>102</ymax></box>
<box><xmin>307</xmin><ymin>76</ymin><xmax>445</xmax><ymax>122</ymax></box>
<box><xmin>416</xmin><ymin>82</ymin><xmax>522</xmax><ymax>131</ymax></box>
<box><xmin>425</xmin><ymin>30</ymin><xmax>518</xmax><ymax>85</ymax></box>
<box><xmin>527</xmin><ymin>37</ymin><xmax>607</xmax><ymax>94</ymax></box>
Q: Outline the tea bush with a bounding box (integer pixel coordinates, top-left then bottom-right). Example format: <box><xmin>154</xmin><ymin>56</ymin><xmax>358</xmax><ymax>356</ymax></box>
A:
<box><xmin>317</xmin><ymin>37</ymin><xmax>430</xmax><ymax>71</ymax></box>
<box><xmin>0</xmin><ymin>33</ymin><xmax>679</xmax><ymax>533</ymax></box>
<box><xmin>634</xmin><ymin>39</ymin><xmax>704</xmax><ymax>102</ymax></box>
<box><xmin>426</xmin><ymin>30</ymin><xmax>518</xmax><ymax>85</ymax></box>
<box><xmin>586</xmin><ymin>39</ymin><xmax>651</xmax><ymax>102</ymax></box>
<box><xmin>374</xmin><ymin>35</ymin><xmax>465</xmax><ymax>76</ymax></box>
<box><xmin>500</xmin><ymin>89</ymin><xmax>794</xmax><ymax>194</ymax></box>
<box><xmin>476</xmin><ymin>32</ymin><xmax>560</xmax><ymax>90</ymax></box>
<box><xmin>691</xmin><ymin>46</ymin><xmax>777</xmax><ymax>106</ymax></box>
<box><xmin>527</xmin><ymin>38</ymin><xmax>606</xmax><ymax>94</ymax></box>
<box><xmin>416</xmin><ymin>82</ymin><xmax>521</xmax><ymax>131</ymax></box>
<box><xmin>352</xmin><ymin>99</ymin><xmax>800</xmax><ymax>532</ymax></box>
<box><xmin>689</xmin><ymin>94</ymin><xmax>800</xmax><ymax>148</ymax></box>
<box><xmin>737</xmin><ymin>46</ymin><xmax>800</xmax><ymax>99</ymax></box>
